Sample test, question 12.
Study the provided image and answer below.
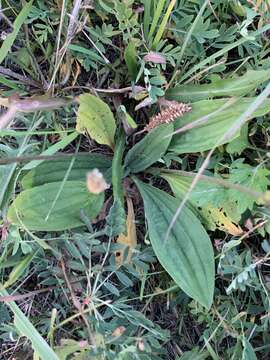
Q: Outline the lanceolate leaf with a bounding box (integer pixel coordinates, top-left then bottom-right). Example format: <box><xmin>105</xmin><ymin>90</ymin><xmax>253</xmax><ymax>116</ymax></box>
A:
<box><xmin>166</xmin><ymin>70</ymin><xmax>270</xmax><ymax>102</ymax></box>
<box><xmin>21</xmin><ymin>153</ymin><xmax>112</xmax><ymax>189</ymax></box>
<box><xmin>76</xmin><ymin>94</ymin><xmax>116</xmax><ymax>149</ymax></box>
<box><xmin>169</xmin><ymin>98</ymin><xmax>270</xmax><ymax>154</ymax></box>
<box><xmin>8</xmin><ymin>181</ymin><xmax>104</xmax><ymax>231</ymax></box>
<box><xmin>134</xmin><ymin>179</ymin><xmax>215</xmax><ymax>309</ymax></box>
<box><xmin>125</xmin><ymin>123</ymin><xmax>173</xmax><ymax>173</ymax></box>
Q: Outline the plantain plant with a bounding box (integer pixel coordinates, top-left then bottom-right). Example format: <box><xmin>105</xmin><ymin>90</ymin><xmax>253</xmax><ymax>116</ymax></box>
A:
<box><xmin>7</xmin><ymin>70</ymin><xmax>270</xmax><ymax>310</ymax></box>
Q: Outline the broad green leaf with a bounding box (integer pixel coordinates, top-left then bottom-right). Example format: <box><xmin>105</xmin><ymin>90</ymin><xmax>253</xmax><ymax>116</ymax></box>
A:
<box><xmin>159</xmin><ymin>170</ymin><xmax>228</xmax><ymax>208</ymax></box>
<box><xmin>134</xmin><ymin>179</ymin><xmax>215</xmax><ymax>309</ymax></box>
<box><xmin>21</xmin><ymin>153</ymin><xmax>112</xmax><ymax>189</ymax></box>
<box><xmin>169</xmin><ymin>98</ymin><xmax>270</xmax><ymax>154</ymax></box>
<box><xmin>161</xmin><ymin>171</ymin><xmax>242</xmax><ymax>235</ymax></box>
<box><xmin>0</xmin><ymin>286</ymin><xmax>58</xmax><ymax>360</ymax></box>
<box><xmin>0</xmin><ymin>162</ymin><xmax>15</xmax><ymax>208</ymax></box>
<box><xmin>8</xmin><ymin>181</ymin><xmax>104</xmax><ymax>231</ymax></box>
<box><xmin>166</xmin><ymin>70</ymin><xmax>270</xmax><ymax>102</ymax></box>
<box><xmin>0</xmin><ymin>1</ymin><xmax>33</xmax><ymax>64</ymax></box>
<box><xmin>125</xmin><ymin>123</ymin><xmax>173</xmax><ymax>173</ymax></box>
<box><xmin>124</xmin><ymin>42</ymin><xmax>138</xmax><ymax>81</ymax></box>
<box><xmin>76</xmin><ymin>94</ymin><xmax>116</xmax><ymax>149</ymax></box>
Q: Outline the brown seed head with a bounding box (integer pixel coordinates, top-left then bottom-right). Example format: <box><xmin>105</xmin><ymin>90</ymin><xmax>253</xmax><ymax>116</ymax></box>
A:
<box><xmin>144</xmin><ymin>101</ymin><xmax>192</xmax><ymax>132</ymax></box>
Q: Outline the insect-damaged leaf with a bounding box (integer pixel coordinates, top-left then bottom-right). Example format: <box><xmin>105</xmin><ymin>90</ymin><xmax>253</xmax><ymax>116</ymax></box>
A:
<box><xmin>76</xmin><ymin>94</ymin><xmax>116</xmax><ymax>149</ymax></box>
<box><xmin>161</xmin><ymin>171</ymin><xmax>243</xmax><ymax>235</ymax></box>
<box><xmin>134</xmin><ymin>178</ymin><xmax>215</xmax><ymax>309</ymax></box>
<box><xmin>8</xmin><ymin>181</ymin><xmax>104</xmax><ymax>231</ymax></box>
<box><xmin>125</xmin><ymin>123</ymin><xmax>173</xmax><ymax>173</ymax></box>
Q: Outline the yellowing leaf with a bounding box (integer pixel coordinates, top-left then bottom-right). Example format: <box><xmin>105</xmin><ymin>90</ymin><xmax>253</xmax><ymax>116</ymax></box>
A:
<box><xmin>161</xmin><ymin>171</ymin><xmax>243</xmax><ymax>235</ymax></box>
<box><xmin>76</xmin><ymin>94</ymin><xmax>116</xmax><ymax>149</ymax></box>
<box><xmin>199</xmin><ymin>206</ymin><xmax>243</xmax><ymax>236</ymax></box>
<box><xmin>116</xmin><ymin>198</ymin><xmax>137</xmax><ymax>265</ymax></box>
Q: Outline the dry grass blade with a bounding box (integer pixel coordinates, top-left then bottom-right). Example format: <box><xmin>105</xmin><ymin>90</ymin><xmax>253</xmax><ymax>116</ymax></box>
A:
<box><xmin>0</xmin><ymin>106</ymin><xmax>17</xmax><ymax>130</ymax></box>
<box><xmin>67</xmin><ymin>0</ymin><xmax>83</xmax><ymax>39</ymax></box>
<box><xmin>49</xmin><ymin>0</ymin><xmax>83</xmax><ymax>89</ymax></box>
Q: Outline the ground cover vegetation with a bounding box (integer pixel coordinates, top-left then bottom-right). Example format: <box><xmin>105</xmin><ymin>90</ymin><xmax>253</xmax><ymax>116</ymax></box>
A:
<box><xmin>0</xmin><ymin>0</ymin><xmax>270</xmax><ymax>359</ymax></box>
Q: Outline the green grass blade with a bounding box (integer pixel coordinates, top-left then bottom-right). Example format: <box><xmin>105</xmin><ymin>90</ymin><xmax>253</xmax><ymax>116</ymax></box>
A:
<box><xmin>0</xmin><ymin>286</ymin><xmax>59</xmax><ymax>360</ymax></box>
<box><xmin>0</xmin><ymin>1</ymin><xmax>33</xmax><ymax>64</ymax></box>
<box><xmin>3</xmin><ymin>251</ymin><xmax>37</xmax><ymax>288</ymax></box>
<box><xmin>0</xmin><ymin>116</ymin><xmax>44</xmax><ymax>208</ymax></box>
<box><xmin>22</xmin><ymin>131</ymin><xmax>79</xmax><ymax>170</ymax></box>
<box><xmin>143</xmin><ymin>0</ymin><xmax>151</xmax><ymax>40</ymax></box>
<box><xmin>152</xmin><ymin>0</ymin><xmax>176</xmax><ymax>49</ymax></box>
<box><xmin>148</xmin><ymin>0</ymin><xmax>166</xmax><ymax>45</ymax></box>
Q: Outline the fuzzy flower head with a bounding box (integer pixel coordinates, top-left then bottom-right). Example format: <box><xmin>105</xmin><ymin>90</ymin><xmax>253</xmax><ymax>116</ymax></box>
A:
<box><xmin>144</xmin><ymin>101</ymin><xmax>192</xmax><ymax>132</ymax></box>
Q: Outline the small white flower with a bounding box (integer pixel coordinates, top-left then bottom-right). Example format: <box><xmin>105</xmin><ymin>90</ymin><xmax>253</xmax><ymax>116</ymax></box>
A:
<box><xmin>86</xmin><ymin>169</ymin><xmax>110</xmax><ymax>194</ymax></box>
